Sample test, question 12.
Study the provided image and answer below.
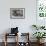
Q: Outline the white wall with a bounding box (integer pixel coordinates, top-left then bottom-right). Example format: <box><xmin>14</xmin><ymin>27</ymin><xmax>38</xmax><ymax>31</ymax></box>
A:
<box><xmin>0</xmin><ymin>0</ymin><xmax>36</xmax><ymax>42</ymax></box>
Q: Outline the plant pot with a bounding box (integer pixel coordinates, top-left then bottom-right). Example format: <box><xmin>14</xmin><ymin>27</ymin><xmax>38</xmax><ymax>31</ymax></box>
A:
<box><xmin>37</xmin><ymin>39</ymin><xmax>40</xmax><ymax>43</ymax></box>
<box><xmin>37</xmin><ymin>39</ymin><xmax>45</xmax><ymax>44</ymax></box>
<box><xmin>40</xmin><ymin>39</ymin><xmax>45</xmax><ymax>43</ymax></box>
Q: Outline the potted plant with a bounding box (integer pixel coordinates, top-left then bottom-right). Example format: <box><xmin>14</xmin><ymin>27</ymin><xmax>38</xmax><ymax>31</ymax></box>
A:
<box><xmin>33</xmin><ymin>32</ymin><xmax>46</xmax><ymax>43</ymax></box>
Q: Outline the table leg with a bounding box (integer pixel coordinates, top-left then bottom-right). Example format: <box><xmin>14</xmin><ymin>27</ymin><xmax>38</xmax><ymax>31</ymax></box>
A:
<box><xmin>4</xmin><ymin>34</ymin><xmax>7</xmax><ymax>46</ymax></box>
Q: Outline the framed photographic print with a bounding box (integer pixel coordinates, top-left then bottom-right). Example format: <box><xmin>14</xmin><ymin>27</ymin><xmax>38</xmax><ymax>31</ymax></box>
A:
<box><xmin>10</xmin><ymin>8</ymin><xmax>25</xmax><ymax>19</ymax></box>
<box><xmin>36</xmin><ymin>0</ymin><xmax>46</xmax><ymax>26</ymax></box>
<box><xmin>37</xmin><ymin>0</ymin><xmax>46</xmax><ymax>19</ymax></box>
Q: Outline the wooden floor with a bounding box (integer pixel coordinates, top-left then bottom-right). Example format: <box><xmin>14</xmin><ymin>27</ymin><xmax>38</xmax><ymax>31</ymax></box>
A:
<box><xmin>0</xmin><ymin>42</ymin><xmax>46</xmax><ymax>46</ymax></box>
